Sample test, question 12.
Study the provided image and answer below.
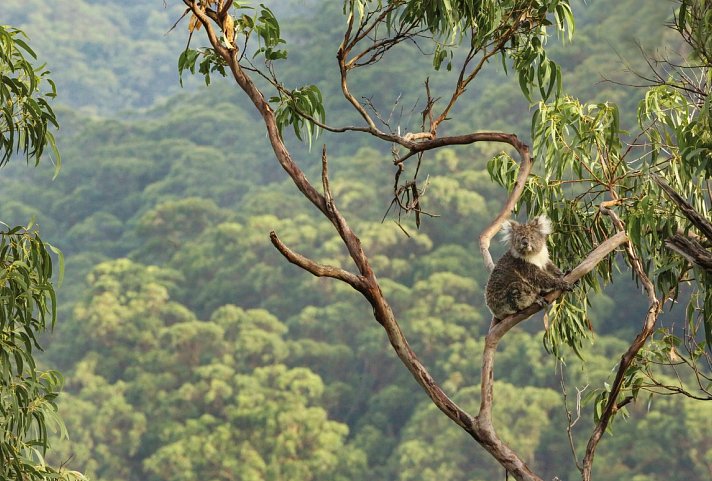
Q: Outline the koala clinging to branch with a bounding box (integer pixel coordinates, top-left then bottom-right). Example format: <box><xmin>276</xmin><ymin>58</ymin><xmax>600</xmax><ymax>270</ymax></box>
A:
<box><xmin>485</xmin><ymin>214</ymin><xmax>573</xmax><ymax>322</ymax></box>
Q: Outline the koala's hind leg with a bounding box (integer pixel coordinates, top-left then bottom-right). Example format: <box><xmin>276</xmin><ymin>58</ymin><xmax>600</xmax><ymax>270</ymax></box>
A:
<box><xmin>506</xmin><ymin>282</ymin><xmax>540</xmax><ymax>313</ymax></box>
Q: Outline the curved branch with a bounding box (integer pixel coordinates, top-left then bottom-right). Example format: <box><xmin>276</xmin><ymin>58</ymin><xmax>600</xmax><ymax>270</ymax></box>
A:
<box><xmin>478</xmin><ymin>135</ymin><xmax>532</xmax><ymax>272</ymax></box>
<box><xmin>337</xmin><ymin>19</ymin><xmax>380</xmax><ymax>132</ymax></box>
<box><xmin>183</xmin><ymin>1</ymin><xmax>376</xmax><ymax>282</ymax></box>
<box><xmin>269</xmin><ymin>231</ymin><xmax>366</xmax><ymax>290</ymax></box>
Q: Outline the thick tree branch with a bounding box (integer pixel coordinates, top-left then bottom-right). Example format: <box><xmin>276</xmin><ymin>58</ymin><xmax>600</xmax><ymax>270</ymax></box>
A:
<box><xmin>654</xmin><ymin>175</ymin><xmax>712</xmax><ymax>272</ymax></box>
<box><xmin>654</xmin><ymin>175</ymin><xmax>712</xmax><ymax>240</ymax></box>
<box><xmin>666</xmin><ymin>234</ymin><xmax>712</xmax><ymax>272</ymax></box>
<box><xmin>183</xmin><ymin>1</ymin><xmax>377</xmax><ymax>284</ymax></box>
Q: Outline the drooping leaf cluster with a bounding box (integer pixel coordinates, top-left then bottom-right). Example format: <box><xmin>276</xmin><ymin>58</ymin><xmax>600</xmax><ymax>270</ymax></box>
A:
<box><xmin>0</xmin><ymin>26</ymin><xmax>59</xmax><ymax>173</ymax></box>
<box><xmin>0</xmin><ymin>226</ymin><xmax>70</xmax><ymax>480</ymax></box>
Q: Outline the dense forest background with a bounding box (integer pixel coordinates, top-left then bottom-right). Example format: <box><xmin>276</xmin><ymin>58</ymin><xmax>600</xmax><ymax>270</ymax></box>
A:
<box><xmin>2</xmin><ymin>1</ymin><xmax>709</xmax><ymax>480</ymax></box>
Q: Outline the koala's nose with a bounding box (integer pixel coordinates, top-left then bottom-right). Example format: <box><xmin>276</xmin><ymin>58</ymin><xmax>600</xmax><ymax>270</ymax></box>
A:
<box><xmin>521</xmin><ymin>239</ymin><xmax>529</xmax><ymax>248</ymax></box>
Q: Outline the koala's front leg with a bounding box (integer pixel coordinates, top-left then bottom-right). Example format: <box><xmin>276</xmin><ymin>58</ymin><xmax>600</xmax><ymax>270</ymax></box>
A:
<box><xmin>533</xmin><ymin>268</ymin><xmax>573</xmax><ymax>293</ymax></box>
<box><xmin>545</xmin><ymin>261</ymin><xmax>564</xmax><ymax>278</ymax></box>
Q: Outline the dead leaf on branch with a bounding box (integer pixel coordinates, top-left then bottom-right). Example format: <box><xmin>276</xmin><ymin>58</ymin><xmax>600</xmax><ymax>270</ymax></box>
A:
<box><xmin>188</xmin><ymin>14</ymin><xmax>202</xmax><ymax>32</ymax></box>
<box><xmin>223</xmin><ymin>14</ymin><xmax>235</xmax><ymax>45</ymax></box>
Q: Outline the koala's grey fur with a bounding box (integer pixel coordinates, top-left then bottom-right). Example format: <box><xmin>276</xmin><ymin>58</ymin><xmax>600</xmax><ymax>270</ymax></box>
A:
<box><xmin>485</xmin><ymin>214</ymin><xmax>572</xmax><ymax>322</ymax></box>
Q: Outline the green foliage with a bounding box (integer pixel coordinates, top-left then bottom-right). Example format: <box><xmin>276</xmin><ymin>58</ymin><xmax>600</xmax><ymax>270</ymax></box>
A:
<box><xmin>492</xmin><ymin>0</ymin><xmax>712</xmax><ymax>431</ymax></box>
<box><xmin>677</xmin><ymin>0</ymin><xmax>712</xmax><ymax>64</ymax></box>
<box><xmin>0</xmin><ymin>24</ymin><xmax>82</xmax><ymax>481</ymax></box>
<box><xmin>253</xmin><ymin>4</ymin><xmax>288</xmax><ymax>60</ymax></box>
<box><xmin>347</xmin><ymin>0</ymin><xmax>574</xmax><ymax>102</ymax></box>
<box><xmin>271</xmin><ymin>84</ymin><xmax>325</xmax><ymax>148</ymax></box>
<box><xmin>180</xmin><ymin>2</ymin><xmax>327</xmax><ymax>145</ymax></box>
<box><xmin>639</xmin><ymin>84</ymin><xmax>712</xmax><ymax>176</ymax></box>
<box><xmin>590</xmin><ymin>395</ymin><xmax>709</xmax><ymax>480</ymax></box>
<box><xmin>0</xmin><ymin>25</ymin><xmax>59</xmax><ymax>173</ymax></box>
<box><xmin>133</xmin><ymin>197</ymin><xmax>231</xmax><ymax>263</ymax></box>
<box><xmin>0</xmin><ymin>226</ymin><xmax>67</xmax><ymax>481</ymax></box>
<box><xmin>144</xmin><ymin>364</ymin><xmax>362</xmax><ymax>481</ymax></box>
<box><xmin>177</xmin><ymin>47</ymin><xmax>227</xmax><ymax>86</ymax></box>
<box><xmin>51</xmin><ymin>357</ymin><xmax>147</xmax><ymax>481</ymax></box>
<box><xmin>48</xmin><ymin>261</ymin><xmax>367</xmax><ymax>481</ymax></box>
<box><xmin>631</xmin><ymin>0</ymin><xmax>712</xmax><ymax>351</ymax></box>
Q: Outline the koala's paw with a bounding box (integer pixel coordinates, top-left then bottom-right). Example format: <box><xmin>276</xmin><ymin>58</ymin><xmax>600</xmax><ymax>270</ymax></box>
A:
<box><xmin>535</xmin><ymin>296</ymin><xmax>549</xmax><ymax>308</ymax></box>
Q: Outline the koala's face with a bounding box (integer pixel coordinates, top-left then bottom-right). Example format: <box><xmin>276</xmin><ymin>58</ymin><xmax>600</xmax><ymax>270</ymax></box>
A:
<box><xmin>501</xmin><ymin>215</ymin><xmax>552</xmax><ymax>256</ymax></box>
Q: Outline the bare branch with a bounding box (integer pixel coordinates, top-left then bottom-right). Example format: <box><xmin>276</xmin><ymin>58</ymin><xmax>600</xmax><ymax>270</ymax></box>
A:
<box><xmin>431</xmin><ymin>22</ymin><xmax>522</xmax><ymax>133</ymax></box>
<box><xmin>269</xmin><ymin>231</ymin><xmax>366</xmax><ymax>290</ymax></box>
<box><xmin>582</xmin><ymin>204</ymin><xmax>662</xmax><ymax>481</ymax></box>
<box><xmin>560</xmin><ymin>368</ymin><xmax>586</xmax><ymax>472</ymax></box>
<box><xmin>321</xmin><ymin>145</ymin><xmax>334</xmax><ymax>208</ymax></box>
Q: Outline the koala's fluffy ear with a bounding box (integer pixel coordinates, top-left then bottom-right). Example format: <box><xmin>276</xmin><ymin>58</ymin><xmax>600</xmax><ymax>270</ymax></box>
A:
<box><xmin>500</xmin><ymin>220</ymin><xmax>517</xmax><ymax>243</ymax></box>
<box><xmin>533</xmin><ymin>214</ymin><xmax>553</xmax><ymax>235</ymax></box>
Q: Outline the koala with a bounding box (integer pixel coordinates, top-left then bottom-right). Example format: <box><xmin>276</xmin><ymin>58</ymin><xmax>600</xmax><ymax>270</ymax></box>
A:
<box><xmin>485</xmin><ymin>214</ymin><xmax>572</xmax><ymax>322</ymax></box>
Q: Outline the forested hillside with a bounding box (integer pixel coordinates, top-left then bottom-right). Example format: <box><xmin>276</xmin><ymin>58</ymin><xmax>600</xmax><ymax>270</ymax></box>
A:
<box><xmin>1</xmin><ymin>1</ymin><xmax>709</xmax><ymax>481</ymax></box>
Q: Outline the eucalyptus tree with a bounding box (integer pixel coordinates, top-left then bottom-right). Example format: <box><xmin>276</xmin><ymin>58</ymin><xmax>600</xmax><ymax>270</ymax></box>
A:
<box><xmin>172</xmin><ymin>1</ymin><xmax>710</xmax><ymax>480</ymax></box>
<box><xmin>0</xmin><ymin>25</ymin><xmax>83</xmax><ymax>481</ymax></box>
